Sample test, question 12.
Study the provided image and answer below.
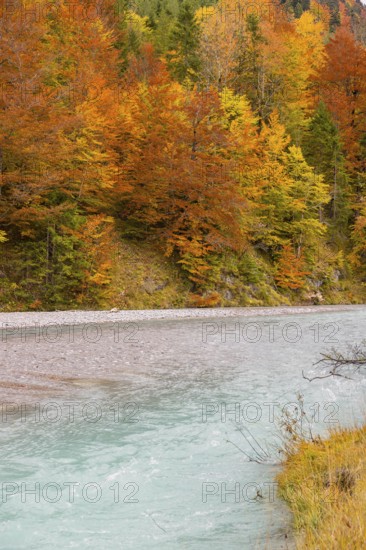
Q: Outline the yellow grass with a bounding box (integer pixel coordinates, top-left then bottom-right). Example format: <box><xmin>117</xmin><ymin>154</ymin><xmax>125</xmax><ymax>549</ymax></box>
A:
<box><xmin>277</xmin><ymin>425</ymin><xmax>366</xmax><ymax>549</ymax></box>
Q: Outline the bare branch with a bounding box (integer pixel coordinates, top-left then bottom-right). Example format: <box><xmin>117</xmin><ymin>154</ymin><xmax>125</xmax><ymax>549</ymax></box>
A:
<box><xmin>303</xmin><ymin>343</ymin><xmax>366</xmax><ymax>381</ymax></box>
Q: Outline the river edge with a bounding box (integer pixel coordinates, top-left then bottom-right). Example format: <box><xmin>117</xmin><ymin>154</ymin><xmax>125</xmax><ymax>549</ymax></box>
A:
<box><xmin>0</xmin><ymin>303</ymin><xmax>365</xmax><ymax>329</ymax></box>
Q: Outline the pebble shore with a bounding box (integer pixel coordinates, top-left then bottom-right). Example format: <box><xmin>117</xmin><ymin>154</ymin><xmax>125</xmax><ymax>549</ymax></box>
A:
<box><xmin>0</xmin><ymin>304</ymin><xmax>364</xmax><ymax>328</ymax></box>
<box><xmin>0</xmin><ymin>303</ymin><xmax>364</xmax><ymax>403</ymax></box>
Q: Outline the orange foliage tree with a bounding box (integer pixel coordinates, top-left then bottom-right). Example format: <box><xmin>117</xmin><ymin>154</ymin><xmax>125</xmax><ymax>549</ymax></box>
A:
<box><xmin>117</xmin><ymin>45</ymin><xmax>249</xmax><ymax>287</ymax></box>
<box><xmin>275</xmin><ymin>243</ymin><xmax>310</xmax><ymax>289</ymax></box>
<box><xmin>0</xmin><ymin>0</ymin><xmax>122</xmax><ymax>306</ymax></box>
<box><xmin>317</xmin><ymin>8</ymin><xmax>366</xmax><ymax>172</ymax></box>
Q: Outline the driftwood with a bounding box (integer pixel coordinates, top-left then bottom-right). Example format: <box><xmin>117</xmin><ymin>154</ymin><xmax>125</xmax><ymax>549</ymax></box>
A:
<box><xmin>303</xmin><ymin>342</ymin><xmax>366</xmax><ymax>382</ymax></box>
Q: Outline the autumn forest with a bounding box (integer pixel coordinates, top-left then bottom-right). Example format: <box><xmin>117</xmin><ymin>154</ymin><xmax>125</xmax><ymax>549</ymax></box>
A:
<box><xmin>1</xmin><ymin>0</ymin><xmax>366</xmax><ymax>310</ymax></box>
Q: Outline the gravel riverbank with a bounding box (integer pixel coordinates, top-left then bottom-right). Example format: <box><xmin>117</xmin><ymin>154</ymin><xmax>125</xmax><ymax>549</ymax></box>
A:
<box><xmin>0</xmin><ymin>304</ymin><xmax>364</xmax><ymax>404</ymax></box>
<box><xmin>0</xmin><ymin>304</ymin><xmax>364</xmax><ymax>328</ymax></box>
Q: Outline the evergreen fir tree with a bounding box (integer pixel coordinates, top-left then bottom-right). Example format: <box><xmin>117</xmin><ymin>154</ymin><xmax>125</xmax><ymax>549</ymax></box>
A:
<box><xmin>114</xmin><ymin>0</ymin><xmax>132</xmax><ymax>74</ymax></box>
<box><xmin>167</xmin><ymin>1</ymin><xmax>201</xmax><ymax>83</ymax></box>
<box><xmin>151</xmin><ymin>1</ymin><xmax>176</xmax><ymax>55</ymax></box>
<box><xmin>302</xmin><ymin>101</ymin><xmax>350</xmax><ymax>242</ymax></box>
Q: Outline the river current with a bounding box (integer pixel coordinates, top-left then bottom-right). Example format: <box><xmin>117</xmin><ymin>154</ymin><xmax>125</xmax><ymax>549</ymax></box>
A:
<box><xmin>0</xmin><ymin>307</ymin><xmax>365</xmax><ymax>549</ymax></box>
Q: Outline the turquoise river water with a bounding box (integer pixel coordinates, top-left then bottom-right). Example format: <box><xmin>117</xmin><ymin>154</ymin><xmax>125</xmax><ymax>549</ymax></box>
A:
<box><xmin>0</xmin><ymin>307</ymin><xmax>365</xmax><ymax>549</ymax></box>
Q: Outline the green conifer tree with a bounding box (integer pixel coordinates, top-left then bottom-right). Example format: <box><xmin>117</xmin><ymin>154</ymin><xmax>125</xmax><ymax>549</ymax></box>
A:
<box><xmin>167</xmin><ymin>1</ymin><xmax>201</xmax><ymax>83</ymax></box>
<box><xmin>302</xmin><ymin>101</ymin><xmax>350</xmax><ymax>243</ymax></box>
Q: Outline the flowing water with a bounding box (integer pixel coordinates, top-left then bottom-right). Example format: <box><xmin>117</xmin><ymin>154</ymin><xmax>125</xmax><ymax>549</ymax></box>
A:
<box><xmin>0</xmin><ymin>307</ymin><xmax>365</xmax><ymax>549</ymax></box>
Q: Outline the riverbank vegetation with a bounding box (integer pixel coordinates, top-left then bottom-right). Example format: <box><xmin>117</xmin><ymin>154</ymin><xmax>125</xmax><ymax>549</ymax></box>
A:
<box><xmin>1</xmin><ymin>0</ymin><xmax>366</xmax><ymax>311</ymax></box>
<box><xmin>277</xmin><ymin>344</ymin><xmax>366</xmax><ymax>548</ymax></box>
<box><xmin>277</xmin><ymin>425</ymin><xmax>366</xmax><ymax>549</ymax></box>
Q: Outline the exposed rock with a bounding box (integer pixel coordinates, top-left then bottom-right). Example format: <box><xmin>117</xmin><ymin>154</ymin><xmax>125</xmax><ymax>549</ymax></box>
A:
<box><xmin>224</xmin><ymin>289</ymin><xmax>233</xmax><ymax>300</ymax></box>
<box><xmin>308</xmin><ymin>291</ymin><xmax>324</xmax><ymax>305</ymax></box>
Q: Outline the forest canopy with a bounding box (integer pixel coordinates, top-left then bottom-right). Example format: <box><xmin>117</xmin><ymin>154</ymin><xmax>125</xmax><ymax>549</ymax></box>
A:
<box><xmin>0</xmin><ymin>0</ymin><xmax>365</xmax><ymax>310</ymax></box>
